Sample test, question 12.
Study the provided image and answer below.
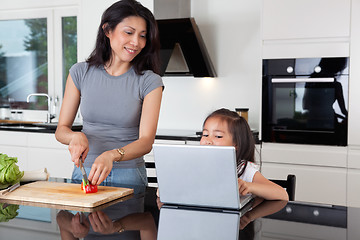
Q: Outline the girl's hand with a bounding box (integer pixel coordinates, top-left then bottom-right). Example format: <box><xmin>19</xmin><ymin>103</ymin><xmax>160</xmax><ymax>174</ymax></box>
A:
<box><xmin>68</xmin><ymin>132</ymin><xmax>89</xmax><ymax>167</ymax></box>
<box><xmin>238</xmin><ymin>178</ymin><xmax>251</xmax><ymax>196</ymax></box>
<box><xmin>88</xmin><ymin>150</ymin><xmax>115</xmax><ymax>185</ymax></box>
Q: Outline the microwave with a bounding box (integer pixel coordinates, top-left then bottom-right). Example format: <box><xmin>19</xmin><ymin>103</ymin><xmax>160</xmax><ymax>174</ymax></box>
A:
<box><xmin>261</xmin><ymin>57</ymin><xmax>349</xmax><ymax>146</ymax></box>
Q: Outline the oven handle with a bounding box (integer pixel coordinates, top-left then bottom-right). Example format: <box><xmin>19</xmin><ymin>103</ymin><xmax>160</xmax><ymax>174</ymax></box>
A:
<box><xmin>272</xmin><ymin>78</ymin><xmax>334</xmax><ymax>83</ymax></box>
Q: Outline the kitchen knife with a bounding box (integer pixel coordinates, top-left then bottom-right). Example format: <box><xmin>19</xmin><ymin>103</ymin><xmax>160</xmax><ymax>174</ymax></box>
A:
<box><xmin>0</xmin><ymin>182</ymin><xmax>20</xmax><ymax>196</ymax></box>
<box><xmin>79</xmin><ymin>158</ymin><xmax>89</xmax><ymax>185</ymax></box>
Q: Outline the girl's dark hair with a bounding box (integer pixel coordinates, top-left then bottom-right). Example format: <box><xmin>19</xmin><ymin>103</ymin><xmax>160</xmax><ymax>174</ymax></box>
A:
<box><xmin>203</xmin><ymin>108</ymin><xmax>255</xmax><ymax>176</ymax></box>
<box><xmin>86</xmin><ymin>0</ymin><xmax>161</xmax><ymax>75</ymax></box>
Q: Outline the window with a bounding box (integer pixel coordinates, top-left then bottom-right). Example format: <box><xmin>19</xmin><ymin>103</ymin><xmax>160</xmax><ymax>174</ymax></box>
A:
<box><xmin>62</xmin><ymin>16</ymin><xmax>77</xmax><ymax>94</ymax></box>
<box><xmin>0</xmin><ymin>7</ymin><xmax>77</xmax><ymax>120</ymax></box>
<box><xmin>0</xmin><ymin>18</ymin><xmax>48</xmax><ymax>110</ymax></box>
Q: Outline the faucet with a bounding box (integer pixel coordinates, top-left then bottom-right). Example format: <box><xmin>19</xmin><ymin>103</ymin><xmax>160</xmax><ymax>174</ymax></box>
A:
<box><xmin>26</xmin><ymin>93</ymin><xmax>55</xmax><ymax>123</ymax></box>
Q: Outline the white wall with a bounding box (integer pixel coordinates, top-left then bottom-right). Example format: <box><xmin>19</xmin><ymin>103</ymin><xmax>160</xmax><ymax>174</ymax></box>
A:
<box><xmin>1</xmin><ymin>0</ymin><xmax>262</xmax><ymax>132</ymax></box>
<box><xmin>157</xmin><ymin>0</ymin><xmax>262</xmax><ymax>131</ymax></box>
<box><xmin>79</xmin><ymin>0</ymin><xmax>262</xmax><ymax>132</ymax></box>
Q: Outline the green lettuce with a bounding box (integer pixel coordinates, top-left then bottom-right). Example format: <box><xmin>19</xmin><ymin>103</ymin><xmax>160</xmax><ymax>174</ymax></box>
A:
<box><xmin>0</xmin><ymin>153</ymin><xmax>24</xmax><ymax>189</ymax></box>
<box><xmin>0</xmin><ymin>203</ymin><xmax>19</xmax><ymax>222</ymax></box>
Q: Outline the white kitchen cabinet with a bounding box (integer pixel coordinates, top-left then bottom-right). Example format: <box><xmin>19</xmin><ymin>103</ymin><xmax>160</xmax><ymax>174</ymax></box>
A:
<box><xmin>347</xmin><ymin>169</ymin><xmax>360</xmax><ymax>208</ymax></box>
<box><xmin>261</xmin><ymin>143</ymin><xmax>347</xmax><ymax>167</ymax></box>
<box><xmin>0</xmin><ymin>131</ymin><xmax>28</xmax><ymax>146</ymax></box>
<box><xmin>27</xmin><ymin>133</ymin><xmax>72</xmax><ymax>178</ymax></box>
<box><xmin>0</xmin><ymin>131</ymin><xmax>72</xmax><ymax>178</ymax></box>
<box><xmin>262</xmin><ymin>0</ymin><xmax>351</xmax><ymax>59</ymax></box>
<box><xmin>262</xmin><ymin>162</ymin><xmax>346</xmax><ymax>205</ymax></box>
<box><xmin>0</xmin><ymin>131</ymin><xmax>28</xmax><ymax>171</ymax></box>
<box><xmin>261</xmin><ymin>143</ymin><xmax>347</xmax><ymax>205</ymax></box>
<box><xmin>28</xmin><ymin>148</ymin><xmax>72</xmax><ymax>178</ymax></box>
<box><xmin>348</xmin><ymin>0</ymin><xmax>360</xmax><ymax>146</ymax></box>
<box><xmin>0</xmin><ymin>145</ymin><xmax>28</xmax><ymax>171</ymax></box>
<box><xmin>27</xmin><ymin>132</ymin><xmax>67</xmax><ymax>150</ymax></box>
<box><xmin>347</xmin><ymin>148</ymin><xmax>360</xmax><ymax>207</ymax></box>
<box><xmin>262</xmin><ymin>0</ymin><xmax>350</xmax><ymax>40</ymax></box>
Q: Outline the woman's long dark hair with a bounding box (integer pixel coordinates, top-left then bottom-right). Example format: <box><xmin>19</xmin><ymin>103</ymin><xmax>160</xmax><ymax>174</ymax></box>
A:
<box><xmin>86</xmin><ymin>0</ymin><xmax>161</xmax><ymax>75</ymax></box>
<box><xmin>203</xmin><ymin>108</ymin><xmax>255</xmax><ymax>176</ymax></box>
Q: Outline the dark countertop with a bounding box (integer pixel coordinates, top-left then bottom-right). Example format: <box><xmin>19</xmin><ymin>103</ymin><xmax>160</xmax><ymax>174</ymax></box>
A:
<box><xmin>0</xmin><ymin>123</ymin><xmax>202</xmax><ymax>141</ymax></box>
<box><xmin>0</xmin><ymin>178</ymin><xmax>356</xmax><ymax>239</ymax></box>
<box><xmin>0</xmin><ymin>124</ymin><xmax>260</xmax><ymax>143</ymax></box>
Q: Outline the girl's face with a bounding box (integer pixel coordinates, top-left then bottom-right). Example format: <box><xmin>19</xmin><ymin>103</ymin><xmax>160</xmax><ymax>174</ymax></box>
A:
<box><xmin>106</xmin><ymin>16</ymin><xmax>147</xmax><ymax>64</ymax></box>
<box><xmin>200</xmin><ymin>117</ymin><xmax>235</xmax><ymax>147</ymax></box>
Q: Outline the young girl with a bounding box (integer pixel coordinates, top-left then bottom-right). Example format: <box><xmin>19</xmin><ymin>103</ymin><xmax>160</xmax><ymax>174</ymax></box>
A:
<box><xmin>200</xmin><ymin>108</ymin><xmax>289</xmax><ymax>201</ymax></box>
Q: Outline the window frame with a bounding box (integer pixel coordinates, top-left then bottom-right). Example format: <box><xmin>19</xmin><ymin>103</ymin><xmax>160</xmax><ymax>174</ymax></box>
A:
<box><xmin>0</xmin><ymin>6</ymin><xmax>78</xmax><ymax>121</ymax></box>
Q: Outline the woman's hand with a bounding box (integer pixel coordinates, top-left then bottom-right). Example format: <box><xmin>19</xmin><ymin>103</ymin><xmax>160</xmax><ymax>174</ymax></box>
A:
<box><xmin>68</xmin><ymin>132</ymin><xmax>89</xmax><ymax>167</ymax></box>
<box><xmin>57</xmin><ymin>210</ymin><xmax>90</xmax><ymax>239</ymax></box>
<box><xmin>71</xmin><ymin>212</ymin><xmax>90</xmax><ymax>238</ymax></box>
<box><xmin>89</xmin><ymin>211</ymin><xmax>115</xmax><ymax>234</ymax></box>
<box><xmin>88</xmin><ymin>150</ymin><xmax>116</xmax><ymax>185</ymax></box>
<box><xmin>238</xmin><ymin>178</ymin><xmax>251</xmax><ymax>196</ymax></box>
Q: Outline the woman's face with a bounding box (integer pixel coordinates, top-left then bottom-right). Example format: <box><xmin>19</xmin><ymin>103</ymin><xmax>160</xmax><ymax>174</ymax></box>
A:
<box><xmin>106</xmin><ymin>16</ymin><xmax>147</xmax><ymax>64</ymax></box>
<box><xmin>200</xmin><ymin>117</ymin><xmax>235</xmax><ymax>147</ymax></box>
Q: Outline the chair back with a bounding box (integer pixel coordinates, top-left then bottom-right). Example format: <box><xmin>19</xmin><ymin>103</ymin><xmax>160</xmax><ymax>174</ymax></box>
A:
<box><xmin>270</xmin><ymin>174</ymin><xmax>296</xmax><ymax>201</ymax></box>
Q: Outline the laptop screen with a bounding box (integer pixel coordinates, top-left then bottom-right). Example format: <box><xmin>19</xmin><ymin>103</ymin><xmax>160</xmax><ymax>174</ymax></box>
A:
<box><xmin>153</xmin><ymin>144</ymin><xmax>251</xmax><ymax>210</ymax></box>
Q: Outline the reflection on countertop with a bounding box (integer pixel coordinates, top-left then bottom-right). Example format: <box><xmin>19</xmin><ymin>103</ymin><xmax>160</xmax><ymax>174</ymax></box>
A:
<box><xmin>0</xmin><ymin>178</ymin><xmax>355</xmax><ymax>240</ymax></box>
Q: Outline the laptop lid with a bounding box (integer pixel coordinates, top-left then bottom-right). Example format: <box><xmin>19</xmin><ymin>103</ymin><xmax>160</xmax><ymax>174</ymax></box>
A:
<box><xmin>153</xmin><ymin>144</ymin><xmax>253</xmax><ymax>210</ymax></box>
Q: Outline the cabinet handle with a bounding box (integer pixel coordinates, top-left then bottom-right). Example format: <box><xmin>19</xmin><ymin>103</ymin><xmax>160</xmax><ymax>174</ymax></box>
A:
<box><xmin>272</xmin><ymin>78</ymin><xmax>334</xmax><ymax>83</ymax></box>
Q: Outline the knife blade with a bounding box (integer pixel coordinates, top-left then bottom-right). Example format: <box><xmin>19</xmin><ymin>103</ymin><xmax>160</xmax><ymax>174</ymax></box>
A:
<box><xmin>0</xmin><ymin>182</ymin><xmax>20</xmax><ymax>196</ymax></box>
<box><xmin>79</xmin><ymin>158</ymin><xmax>89</xmax><ymax>185</ymax></box>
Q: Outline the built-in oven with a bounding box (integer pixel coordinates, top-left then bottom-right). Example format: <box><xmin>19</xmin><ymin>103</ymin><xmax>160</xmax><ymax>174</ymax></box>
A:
<box><xmin>262</xmin><ymin>57</ymin><xmax>349</xmax><ymax>146</ymax></box>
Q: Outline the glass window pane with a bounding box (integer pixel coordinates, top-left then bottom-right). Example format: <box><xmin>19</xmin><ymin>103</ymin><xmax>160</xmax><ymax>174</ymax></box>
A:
<box><xmin>0</xmin><ymin>18</ymin><xmax>48</xmax><ymax>110</ymax></box>
<box><xmin>62</xmin><ymin>16</ymin><xmax>77</xmax><ymax>95</ymax></box>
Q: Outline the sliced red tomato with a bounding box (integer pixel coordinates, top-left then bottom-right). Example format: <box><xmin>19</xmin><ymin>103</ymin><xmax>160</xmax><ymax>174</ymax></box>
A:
<box><xmin>81</xmin><ymin>180</ymin><xmax>98</xmax><ymax>194</ymax></box>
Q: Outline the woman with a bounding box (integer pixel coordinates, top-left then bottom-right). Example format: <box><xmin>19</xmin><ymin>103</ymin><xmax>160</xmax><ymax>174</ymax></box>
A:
<box><xmin>55</xmin><ymin>0</ymin><xmax>163</xmax><ymax>187</ymax></box>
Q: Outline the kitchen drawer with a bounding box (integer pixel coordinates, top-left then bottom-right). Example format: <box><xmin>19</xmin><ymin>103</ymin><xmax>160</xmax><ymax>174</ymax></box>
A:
<box><xmin>347</xmin><ymin>169</ymin><xmax>360</xmax><ymax>207</ymax></box>
<box><xmin>27</xmin><ymin>132</ymin><xmax>67</xmax><ymax>150</ymax></box>
<box><xmin>261</xmin><ymin>143</ymin><xmax>347</xmax><ymax>167</ymax></box>
<box><xmin>261</xmin><ymin>162</ymin><xmax>346</xmax><ymax>205</ymax></box>
<box><xmin>28</xmin><ymin>148</ymin><xmax>72</xmax><ymax>178</ymax></box>
<box><xmin>0</xmin><ymin>145</ymin><xmax>28</xmax><ymax>171</ymax></box>
<box><xmin>348</xmin><ymin>148</ymin><xmax>360</xmax><ymax>169</ymax></box>
<box><xmin>0</xmin><ymin>131</ymin><xmax>27</xmax><ymax>146</ymax></box>
<box><xmin>262</xmin><ymin>0</ymin><xmax>350</xmax><ymax>40</ymax></box>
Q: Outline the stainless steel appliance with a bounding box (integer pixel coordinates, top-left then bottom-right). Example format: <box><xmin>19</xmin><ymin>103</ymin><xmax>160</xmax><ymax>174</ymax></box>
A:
<box><xmin>262</xmin><ymin>57</ymin><xmax>349</xmax><ymax>146</ymax></box>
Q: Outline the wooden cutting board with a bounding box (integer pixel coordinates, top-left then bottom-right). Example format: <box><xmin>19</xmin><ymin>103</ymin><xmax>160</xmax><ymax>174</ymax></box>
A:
<box><xmin>0</xmin><ymin>181</ymin><xmax>133</xmax><ymax>208</ymax></box>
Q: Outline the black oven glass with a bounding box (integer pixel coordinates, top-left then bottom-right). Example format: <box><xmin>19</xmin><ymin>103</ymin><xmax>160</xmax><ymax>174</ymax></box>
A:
<box><xmin>262</xmin><ymin>57</ymin><xmax>349</xmax><ymax>146</ymax></box>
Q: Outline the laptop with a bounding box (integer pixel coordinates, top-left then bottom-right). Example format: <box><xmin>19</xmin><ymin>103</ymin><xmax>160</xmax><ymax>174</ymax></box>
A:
<box><xmin>152</xmin><ymin>143</ymin><xmax>253</xmax><ymax>211</ymax></box>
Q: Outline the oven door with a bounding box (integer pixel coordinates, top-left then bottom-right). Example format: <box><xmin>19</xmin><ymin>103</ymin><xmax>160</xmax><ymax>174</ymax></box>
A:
<box><xmin>262</xmin><ymin>76</ymin><xmax>348</xmax><ymax>146</ymax></box>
